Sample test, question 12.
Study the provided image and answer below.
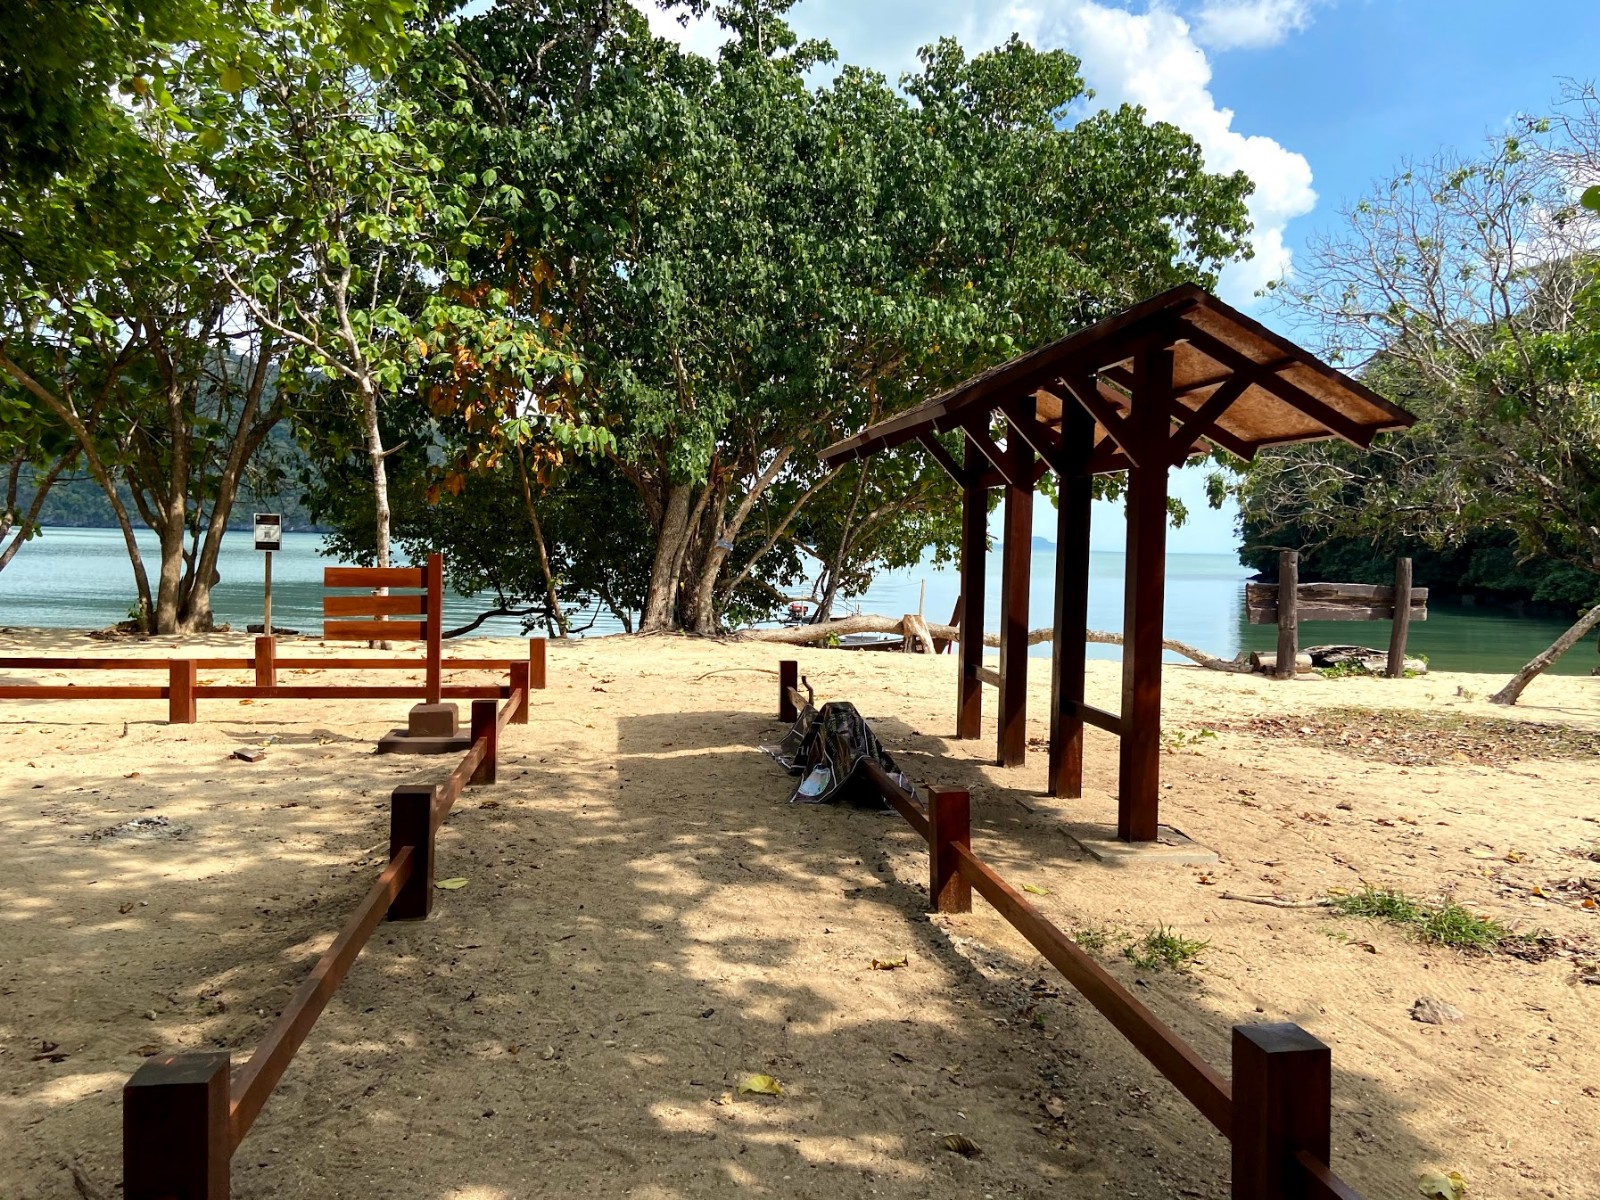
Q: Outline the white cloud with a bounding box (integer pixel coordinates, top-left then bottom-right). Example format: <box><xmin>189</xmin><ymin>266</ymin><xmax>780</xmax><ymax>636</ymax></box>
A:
<box><xmin>636</xmin><ymin>1</ymin><xmax>1320</xmax><ymax>304</ymax></box>
<box><xmin>1044</xmin><ymin>2</ymin><xmax>1316</xmax><ymax>302</ymax></box>
<box><xmin>1191</xmin><ymin>0</ymin><xmax>1318</xmax><ymax>50</ymax></box>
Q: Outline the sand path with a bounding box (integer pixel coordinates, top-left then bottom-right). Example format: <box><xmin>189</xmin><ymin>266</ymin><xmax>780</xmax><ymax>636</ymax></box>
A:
<box><xmin>2</xmin><ymin>631</ymin><xmax>1597</xmax><ymax>1197</ymax></box>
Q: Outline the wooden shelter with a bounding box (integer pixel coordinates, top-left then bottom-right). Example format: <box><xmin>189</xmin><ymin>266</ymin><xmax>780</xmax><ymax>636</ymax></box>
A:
<box><xmin>820</xmin><ymin>284</ymin><xmax>1415</xmax><ymax>843</ymax></box>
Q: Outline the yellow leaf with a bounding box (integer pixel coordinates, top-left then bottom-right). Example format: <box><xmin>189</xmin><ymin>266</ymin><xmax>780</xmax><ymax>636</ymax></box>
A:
<box><xmin>870</xmin><ymin>956</ymin><xmax>908</xmax><ymax>971</ymax></box>
<box><xmin>1022</xmin><ymin>883</ymin><xmax>1051</xmax><ymax>896</ymax></box>
<box><xmin>736</xmin><ymin>1073</ymin><xmax>782</xmax><ymax>1096</ymax></box>
<box><xmin>220</xmin><ymin>65</ymin><xmax>244</xmax><ymax>95</ymax></box>
<box><xmin>434</xmin><ymin>877</ymin><xmax>469</xmax><ymax>890</ymax></box>
<box><xmin>1418</xmin><ymin>1169</ymin><xmax>1467</xmax><ymax>1199</ymax></box>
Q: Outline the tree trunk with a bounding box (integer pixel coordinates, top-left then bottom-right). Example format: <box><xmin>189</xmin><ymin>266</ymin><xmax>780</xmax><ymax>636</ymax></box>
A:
<box><xmin>515</xmin><ymin>441</ymin><xmax>567</xmax><ymax>636</ymax></box>
<box><xmin>0</xmin><ymin>451</ymin><xmax>73</xmax><ymax>573</ymax></box>
<box><xmin>0</xmin><ymin>353</ymin><xmax>155</xmax><ymax>626</ymax></box>
<box><xmin>361</xmin><ymin>378</ymin><xmax>392</xmax><ymax>569</ymax></box>
<box><xmin>641</xmin><ymin>483</ymin><xmax>693</xmax><ymax>631</ymax></box>
<box><xmin>1490</xmin><ymin>602</ymin><xmax>1600</xmax><ymax>705</ymax></box>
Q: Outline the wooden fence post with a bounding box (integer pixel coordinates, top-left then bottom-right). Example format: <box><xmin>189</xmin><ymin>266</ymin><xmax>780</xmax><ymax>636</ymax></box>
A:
<box><xmin>124</xmin><ymin>1051</ymin><xmax>232</xmax><ymax>1199</ymax></box>
<box><xmin>529</xmin><ymin>637</ymin><xmax>547</xmax><ymax>690</ymax></box>
<box><xmin>469</xmin><ymin>699</ymin><xmax>497</xmax><ymax>786</ymax></box>
<box><xmin>1275</xmin><ymin>551</ymin><xmax>1299</xmax><ymax>681</ymax></box>
<box><xmin>1231</xmin><ymin>1023</ymin><xmax>1332</xmax><ymax>1200</ymax></box>
<box><xmin>1386</xmin><ymin>557</ymin><xmax>1413</xmax><ymax>679</ymax></box>
<box><xmin>424</xmin><ymin>553</ymin><xmax>444</xmax><ymax>705</ymax></box>
<box><xmin>168</xmin><ymin>659</ymin><xmax>197</xmax><ymax>724</ymax></box>
<box><xmin>254</xmin><ymin>635</ymin><xmax>276</xmax><ymax>689</ymax></box>
<box><xmin>927</xmin><ymin>785</ymin><xmax>972</xmax><ymax>914</ymax></box>
<box><xmin>509</xmin><ymin>662</ymin><xmax>530</xmax><ymax>724</ymax></box>
<box><xmin>779</xmin><ymin>660</ymin><xmax>799</xmax><ymax>723</ymax></box>
<box><xmin>388</xmin><ymin>785</ymin><xmax>437</xmax><ymax>921</ymax></box>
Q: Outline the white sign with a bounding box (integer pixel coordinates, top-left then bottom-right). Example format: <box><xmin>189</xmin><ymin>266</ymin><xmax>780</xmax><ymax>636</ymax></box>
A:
<box><xmin>254</xmin><ymin>513</ymin><xmax>282</xmax><ymax>552</ymax></box>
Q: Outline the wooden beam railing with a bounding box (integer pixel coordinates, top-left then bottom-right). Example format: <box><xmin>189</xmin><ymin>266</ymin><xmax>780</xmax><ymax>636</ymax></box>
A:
<box><xmin>122</xmin><ymin>690</ymin><xmax>522</xmax><ymax>1199</ymax></box>
<box><xmin>775</xmin><ymin>662</ymin><xmax>1368</xmax><ymax>1200</ymax></box>
<box><xmin>0</xmin><ymin>637</ymin><xmax>546</xmax><ymax>725</ymax></box>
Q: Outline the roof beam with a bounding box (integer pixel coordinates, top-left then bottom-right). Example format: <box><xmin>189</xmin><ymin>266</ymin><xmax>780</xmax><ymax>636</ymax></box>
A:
<box><xmin>1002</xmin><ymin>398</ymin><xmax>1065</xmax><ymax>472</ymax></box>
<box><xmin>1179</xmin><ymin>325</ymin><xmax>1372</xmax><ymax>448</ymax></box>
<box><xmin>1057</xmin><ymin>374</ymin><xmax>1143</xmax><ymax>469</ymax></box>
<box><xmin>917</xmin><ymin>432</ymin><xmax>966</xmax><ymax>485</ymax></box>
<box><xmin>1087</xmin><ymin>436</ymin><xmax>1134</xmax><ymax>474</ymax></box>
<box><xmin>1166</xmin><ymin>376</ymin><xmax>1250</xmax><ymax>467</ymax></box>
<box><xmin>961</xmin><ymin>422</ymin><xmax>1032</xmax><ymax>491</ymax></box>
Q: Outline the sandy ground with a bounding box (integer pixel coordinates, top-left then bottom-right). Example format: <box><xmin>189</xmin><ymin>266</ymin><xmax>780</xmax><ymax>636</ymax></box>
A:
<box><xmin>2</xmin><ymin>627</ymin><xmax>1598</xmax><ymax>1199</ymax></box>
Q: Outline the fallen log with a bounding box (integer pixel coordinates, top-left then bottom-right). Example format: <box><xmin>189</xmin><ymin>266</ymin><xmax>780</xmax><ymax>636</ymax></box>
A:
<box><xmin>1248</xmin><ymin>651</ymin><xmax>1314</xmax><ymax>674</ymax></box>
<box><xmin>736</xmin><ymin>614</ymin><xmax>1252</xmax><ymax>673</ymax></box>
<box><xmin>903</xmin><ymin>612</ymin><xmax>936</xmax><ymax>655</ymax></box>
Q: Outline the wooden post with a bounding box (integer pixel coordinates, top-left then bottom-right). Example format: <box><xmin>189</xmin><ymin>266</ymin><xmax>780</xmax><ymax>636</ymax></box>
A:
<box><xmin>1050</xmin><ymin>401</ymin><xmax>1094</xmax><ymax>799</ymax></box>
<box><xmin>1275</xmin><ymin>550</ymin><xmax>1299</xmax><ymax>681</ymax></box>
<box><xmin>956</xmin><ymin>436</ymin><xmax>987</xmax><ymax>740</ymax></box>
<box><xmin>529</xmin><ymin>636</ymin><xmax>547</xmax><ymax>690</ymax></box>
<box><xmin>1231</xmin><ymin>1023</ymin><xmax>1333</xmax><ymax>1200</ymax></box>
<box><xmin>779</xmin><ymin>659</ymin><xmax>799</xmax><ymax>722</ymax></box>
<box><xmin>1117</xmin><ymin>346</ymin><xmax>1172</xmax><ymax>842</ymax></box>
<box><xmin>424</xmin><ymin>553</ymin><xmax>444</xmax><ymax>704</ymax></box>
<box><xmin>509</xmin><ymin>662</ymin><xmax>530</xmax><ymax>724</ymax></box>
<box><xmin>387</xmin><ymin>785</ymin><xmax>437</xmax><ymax>921</ymax></box>
<box><xmin>263</xmin><ymin>549</ymin><xmax>273</xmax><ymax>638</ymax></box>
<box><xmin>1386</xmin><ymin>557</ymin><xmax>1413</xmax><ymax>679</ymax></box>
<box><xmin>124</xmin><ymin>1051</ymin><xmax>232</xmax><ymax>1199</ymax></box>
<box><xmin>998</xmin><ymin>404</ymin><xmax>1035</xmax><ymax>768</ymax></box>
<box><xmin>469</xmin><ymin>699</ymin><xmax>497</xmax><ymax>785</ymax></box>
<box><xmin>253</xmin><ymin>635</ymin><xmax>276</xmax><ymax>689</ymax></box>
<box><xmin>168</xmin><ymin>659</ymin><xmax>197</xmax><ymax>725</ymax></box>
<box><xmin>927</xmin><ymin>786</ymin><xmax>972</xmax><ymax>914</ymax></box>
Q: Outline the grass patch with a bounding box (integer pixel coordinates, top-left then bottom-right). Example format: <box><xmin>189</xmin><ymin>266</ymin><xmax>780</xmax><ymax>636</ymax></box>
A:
<box><xmin>1123</xmin><ymin>924</ymin><xmax>1209</xmax><ymax>972</ymax></box>
<box><xmin>1330</xmin><ymin>885</ymin><xmax>1512</xmax><ymax>952</ymax></box>
<box><xmin>1160</xmin><ymin>727</ymin><xmax>1218</xmax><ymax>754</ymax></box>
<box><xmin>1074</xmin><ymin>926</ymin><xmax>1110</xmax><ymax>953</ymax></box>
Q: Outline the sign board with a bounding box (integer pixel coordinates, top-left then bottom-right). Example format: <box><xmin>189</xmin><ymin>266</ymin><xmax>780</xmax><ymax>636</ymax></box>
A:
<box><xmin>254</xmin><ymin>513</ymin><xmax>282</xmax><ymax>552</ymax></box>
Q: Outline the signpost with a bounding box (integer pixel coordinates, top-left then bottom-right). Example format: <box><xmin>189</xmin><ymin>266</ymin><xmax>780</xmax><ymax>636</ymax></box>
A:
<box><xmin>254</xmin><ymin>514</ymin><xmax>282</xmax><ymax>635</ymax></box>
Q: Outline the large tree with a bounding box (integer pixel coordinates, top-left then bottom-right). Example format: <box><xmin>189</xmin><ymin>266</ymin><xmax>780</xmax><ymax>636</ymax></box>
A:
<box><xmin>1241</xmin><ymin>87</ymin><xmax>1600</xmax><ymax>702</ymax></box>
<box><xmin>449</xmin><ymin>0</ymin><xmax>1254</xmax><ymax>634</ymax></box>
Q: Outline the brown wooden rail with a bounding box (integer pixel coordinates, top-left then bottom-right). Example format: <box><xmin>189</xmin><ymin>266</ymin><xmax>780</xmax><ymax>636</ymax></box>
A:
<box><xmin>122</xmin><ymin>691</ymin><xmax>522</xmax><ymax>1198</ymax></box>
<box><xmin>227</xmin><ymin>846</ymin><xmax>414</xmax><ymax>1147</ymax></box>
<box><xmin>778</xmin><ymin>662</ymin><xmax>1367</xmax><ymax>1200</ymax></box>
<box><xmin>0</xmin><ymin>636</ymin><xmax>546</xmax><ymax>724</ymax></box>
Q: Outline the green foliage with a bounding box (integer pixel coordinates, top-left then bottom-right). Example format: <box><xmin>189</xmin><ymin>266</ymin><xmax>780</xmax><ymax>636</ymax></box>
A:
<box><xmin>1122</xmin><ymin>925</ymin><xmax>1208</xmax><ymax>973</ymax></box>
<box><xmin>1329</xmin><ymin>886</ymin><xmax>1512</xmax><ymax>952</ymax></box>
<box><xmin>1073</xmin><ymin>927</ymin><xmax>1110</xmax><ymax>953</ymax></box>
<box><xmin>1232</xmin><ymin>98</ymin><xmax>1600</xmax><ymax>698</ymax></box>
<box><xmin>428</xmin><ymin>0</ymin><xmax>1254</xmax><ymax>631</ymax></box>
<box><xmin>1160</xmin><ymin>727</ymin><xmax>1218</xmax><ymax>753</ymax></box>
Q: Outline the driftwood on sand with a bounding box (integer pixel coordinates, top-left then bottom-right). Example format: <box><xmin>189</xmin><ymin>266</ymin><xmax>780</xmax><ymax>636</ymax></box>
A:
<box><xmin>736</xmin><ymin>613</ymin><xmax>1254</xmax><ymax>673</ymax></box>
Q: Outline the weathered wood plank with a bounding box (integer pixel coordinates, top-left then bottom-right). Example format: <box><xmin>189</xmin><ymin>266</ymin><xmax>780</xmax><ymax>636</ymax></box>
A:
<box><xmin>1248</xmin><ymin>603</ymin><xmax>1428</xmax><ymax>624</ymax></box>
<box><xmin>323</xmin><ymin>566</ymin><xmax>425</xmax><ymax>589</ymax></box>
<box><xmin>322</xmin><ymin>619</ymin><xmax>426</xmax><ymax>641</ymax></box>
<box><xmin>322</xmin><ymin>594</ymin><xmax>427</xmax><ymax>617</ymax></box>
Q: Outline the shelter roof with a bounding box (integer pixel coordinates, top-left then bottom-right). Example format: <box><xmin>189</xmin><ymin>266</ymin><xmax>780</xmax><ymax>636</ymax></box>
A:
<box><xmin>818</xmin><ymin>284</ymin><xmax>1415</xmax><ymax>473</ymax></box>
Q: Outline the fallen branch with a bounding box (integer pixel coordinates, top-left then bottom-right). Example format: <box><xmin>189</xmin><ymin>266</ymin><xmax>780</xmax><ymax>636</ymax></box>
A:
<box><xmin>735</xmin><ymin>613</ymin><xmax>1252</xmax><ymax>672</ymax></box>
<box><xmin>1219</xmin><ymin>892</ymin><xmax>1335</xmax><ymax>909</ymax></box>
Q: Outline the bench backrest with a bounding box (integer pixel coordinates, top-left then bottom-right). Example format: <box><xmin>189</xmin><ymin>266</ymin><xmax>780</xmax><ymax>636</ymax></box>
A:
<box><xmin>323</xmin><ymin>553</ymin><xmax>444</xmax><ymax>702</ymax></box>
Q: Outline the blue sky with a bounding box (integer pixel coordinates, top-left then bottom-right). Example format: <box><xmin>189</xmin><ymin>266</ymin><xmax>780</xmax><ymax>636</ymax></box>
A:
<box><xmin>642</xmin><ymin>1</ymin><xmax>1600</xmax><ymax>553</ymax></box>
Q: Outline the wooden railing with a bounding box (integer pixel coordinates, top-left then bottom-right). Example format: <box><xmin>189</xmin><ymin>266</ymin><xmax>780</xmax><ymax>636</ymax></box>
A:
<box><xmin>781</xmin><ymin>665</ymin><xmax>1367</xmax><ymax>1200</ymax></box>
<box><xmin>0</xmin><ymin>635</ymin><xmax>546</xmax><ymax>723</ymax></box>
<box><xmin>121</xmin><ymin>688</ymin><xmax>524</xmax><ymax>1199</ymax></box>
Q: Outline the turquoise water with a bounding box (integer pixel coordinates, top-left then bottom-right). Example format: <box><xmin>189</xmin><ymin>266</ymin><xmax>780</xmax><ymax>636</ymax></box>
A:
<box><xmin>0</xmin><ymin>527</ymin><xmax>1592</xmax><ymax>675</ymax></box>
